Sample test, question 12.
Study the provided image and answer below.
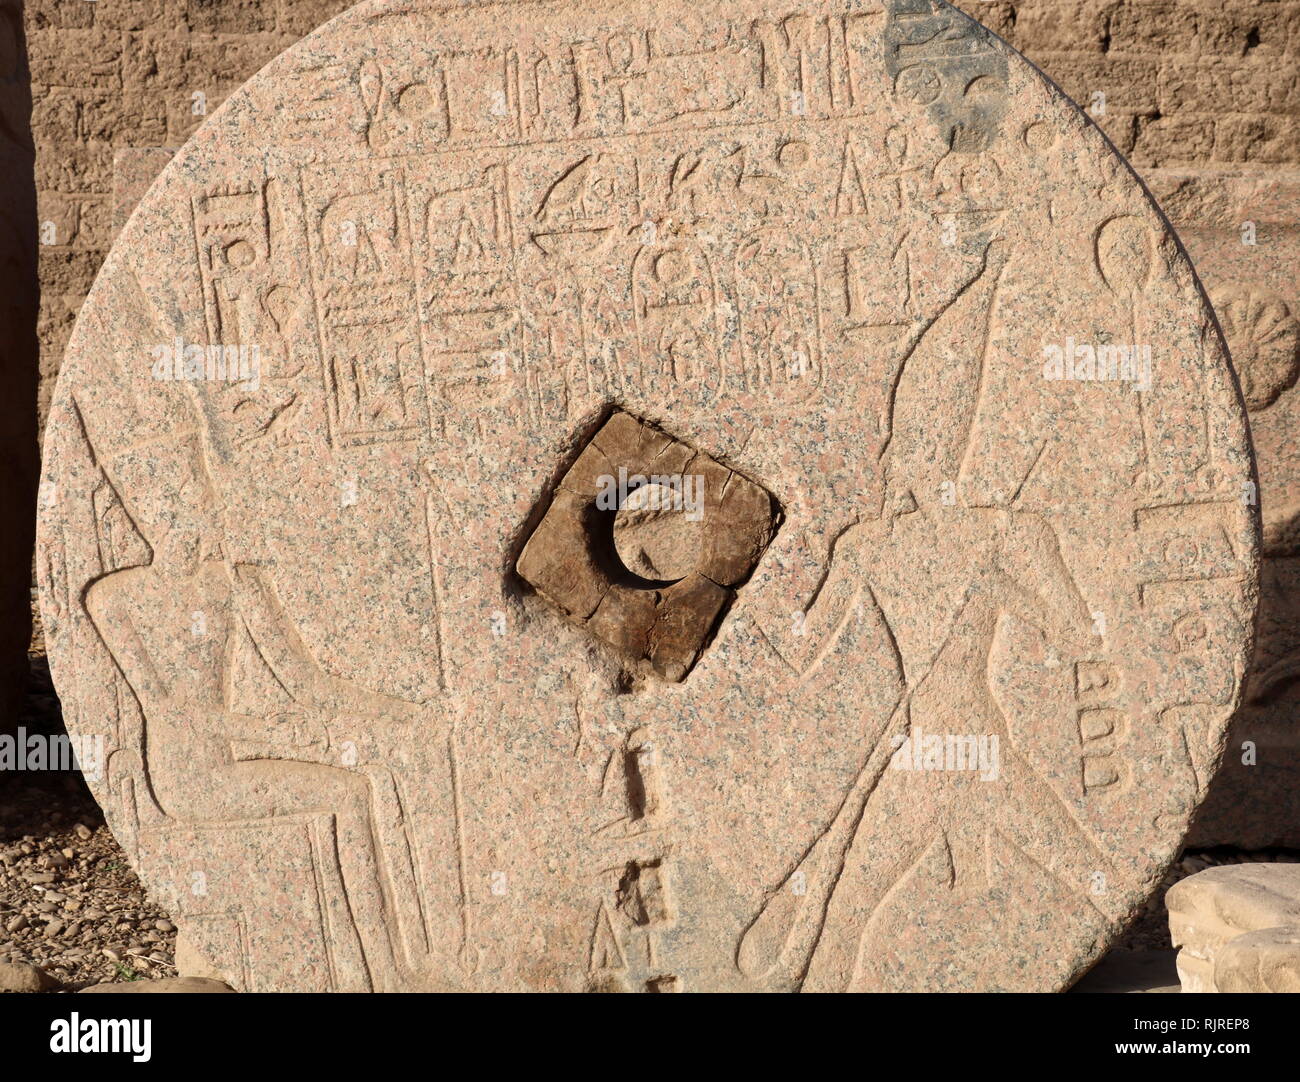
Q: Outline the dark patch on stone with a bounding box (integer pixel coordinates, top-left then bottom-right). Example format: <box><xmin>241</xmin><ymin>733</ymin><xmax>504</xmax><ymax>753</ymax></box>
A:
<box><xmin>883</xmin><ymin>0</ymin><xmax>1010</xmax><ymax>155</ymax></box>
<box><xmin>515</xmin><ymin>410</ymin><xmax>778</xmax><ymax>682</ymax></box>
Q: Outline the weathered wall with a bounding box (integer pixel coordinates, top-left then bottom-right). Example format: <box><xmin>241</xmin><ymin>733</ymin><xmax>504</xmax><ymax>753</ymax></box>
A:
<box><xmin>981</xmin><ymin>0</ymin><xmax>1299</xmax><ymax>169</ymax></box>
<box><xmin>0</xmin><ymin>0</ymin><xmax>37</xmax><ymax>735</ymax></box>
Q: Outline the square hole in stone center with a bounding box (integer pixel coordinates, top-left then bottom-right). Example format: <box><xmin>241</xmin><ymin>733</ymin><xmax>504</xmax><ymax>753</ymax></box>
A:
<box><xmin>516</xmin><ymin>411</ymin><xmax>779</xmax><ymax>681</ymax></box>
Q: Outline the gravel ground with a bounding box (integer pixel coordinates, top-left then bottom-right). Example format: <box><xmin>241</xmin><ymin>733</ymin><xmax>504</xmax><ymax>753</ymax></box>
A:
<box><xmin>0</xmin><ymin>770</ymin><xmax>178</xmax><ymax>989</ymax></box>
<box><xmin>0</xmin><ymin>604</ymin><xmax>176</xmax><ymax>991</ymax></box>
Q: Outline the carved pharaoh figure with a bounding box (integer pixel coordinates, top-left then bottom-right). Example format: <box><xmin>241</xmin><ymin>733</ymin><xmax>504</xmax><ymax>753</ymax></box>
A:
<box><xmin>743</xmin><ymin>240</ymin><xmax>1131</xmax><ymax>990</ymax></box>
<box><xmin>82</xmin><ymin>423</ymin><xmax>441</xmax><ymax>991</ymax></box>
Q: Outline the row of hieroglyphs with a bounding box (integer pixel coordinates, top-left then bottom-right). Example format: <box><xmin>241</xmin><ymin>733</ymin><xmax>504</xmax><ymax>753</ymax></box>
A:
<box><xmin>282</xmin><ymin>1</ymin><xmax>1005</xmax><ymax>153</ymax></box>
<box><xmin>187</xmin><ymin>120</ymin><xmax>1020</xmax><ymax>451</ymax></box>
<box><xmin>585</xmin><ymin>725</ymin><xmax>679</xmax><ymax>991</ymax></box>
<box><xmin>1067</xmin><ymin>498</ymin><xmax>1252</xmax><ymax>803</ymax></box>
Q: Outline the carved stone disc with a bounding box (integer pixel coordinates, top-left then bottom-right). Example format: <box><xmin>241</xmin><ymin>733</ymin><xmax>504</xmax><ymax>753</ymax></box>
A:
<box><xmin>38</xmin><ymin>0</ymin><xmax>1258</xmax><ymax>991</ymax></box>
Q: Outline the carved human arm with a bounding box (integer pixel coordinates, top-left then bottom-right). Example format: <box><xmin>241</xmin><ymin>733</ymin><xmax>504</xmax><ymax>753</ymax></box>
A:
<box><xmin>996</xmin><ymin>511</ymin><xmax>1101</xmax><ymax>656</ymax></box>
<box><xmin>748</xmin><ymin>513</ymin><xmax>888</xmax><ymax>675</ymax></box>
<box><xmin>224</xmin><ymin>709</ymin><xmax>335</xmax><ymax>762</ymax></box>
<box><xmin>84</xmin><ymin>568</ymin><xmax>173</xmax><ymax>711</ymax></box>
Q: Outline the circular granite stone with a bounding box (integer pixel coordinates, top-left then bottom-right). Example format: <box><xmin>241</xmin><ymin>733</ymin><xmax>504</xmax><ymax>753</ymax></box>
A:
<box><xmin>37</xmin><ymin>0</ymin><xmax>1259</xmax><ymax>992</ymax></box>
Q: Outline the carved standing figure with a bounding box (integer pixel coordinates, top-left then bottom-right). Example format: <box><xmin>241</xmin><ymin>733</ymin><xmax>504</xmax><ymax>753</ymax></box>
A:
<box><xmin>743</xmin><ymin>241</ymin><xmax>1128</xmax><ymax>990</ymax></box>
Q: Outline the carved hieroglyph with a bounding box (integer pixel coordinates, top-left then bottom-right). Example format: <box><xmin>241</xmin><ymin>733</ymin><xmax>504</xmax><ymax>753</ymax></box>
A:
<box><xmin>37</xmin><ymin>0</ymin><xmax>1258</xmax><ymax>992</ymax></box>
<box><xmin>1148</xmin><ymin>169</ymin><xmax>1300</xmax><ymax>849</ymax></box>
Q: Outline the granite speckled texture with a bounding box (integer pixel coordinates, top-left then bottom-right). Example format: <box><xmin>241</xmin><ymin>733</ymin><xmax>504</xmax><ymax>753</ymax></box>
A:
<box><xmin>38</xmin><ymin>0</ymin><xmax>1258</xmax><ymax>991</ymax></box>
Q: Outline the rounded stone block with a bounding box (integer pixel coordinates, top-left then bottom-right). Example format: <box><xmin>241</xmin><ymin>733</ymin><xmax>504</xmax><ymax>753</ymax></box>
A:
<box><xmin>38</xmin><ymin>0</ymin><xmax>1258</xmax><ymax>991</ymax></box>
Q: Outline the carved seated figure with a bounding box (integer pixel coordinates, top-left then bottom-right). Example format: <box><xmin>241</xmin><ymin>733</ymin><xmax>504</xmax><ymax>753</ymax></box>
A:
<box><xmin>85</xmin><ymin>435</ymin><xmax>435</xmax><ymax>991</ymax></box>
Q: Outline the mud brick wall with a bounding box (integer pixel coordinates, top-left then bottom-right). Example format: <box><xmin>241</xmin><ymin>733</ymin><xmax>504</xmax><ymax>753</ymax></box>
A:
<box><xmin>981</xmin><ymin>0</ymin><xmax>1300</xmax><ymax>169</ymax></box>
<box><xmin>1</xmin><ymin>0</ymin><xmax>37</xmax><ymax>732</ymax></box>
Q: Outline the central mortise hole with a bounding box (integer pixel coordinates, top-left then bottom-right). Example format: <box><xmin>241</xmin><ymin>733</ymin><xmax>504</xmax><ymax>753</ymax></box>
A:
<box><xmin>612</xmin><ymin>482</ymin><xmax>704</xmax><ymax>583</ymax></box>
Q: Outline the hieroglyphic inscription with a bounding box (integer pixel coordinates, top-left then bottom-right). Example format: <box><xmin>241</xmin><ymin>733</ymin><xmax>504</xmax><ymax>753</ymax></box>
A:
<box><xmin>302</xmin><ymin>165</ymin><xmax>426</xmax><ymax>445</ymax></box>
